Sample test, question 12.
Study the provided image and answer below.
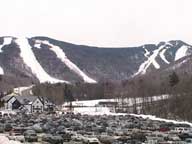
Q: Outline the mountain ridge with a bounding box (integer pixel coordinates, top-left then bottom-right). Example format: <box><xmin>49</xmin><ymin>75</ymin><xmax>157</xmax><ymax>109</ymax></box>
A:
<box><xmin>0</xmin><ymin>36</ymin><xmax>191</xmax><ymax>90</ymax></box>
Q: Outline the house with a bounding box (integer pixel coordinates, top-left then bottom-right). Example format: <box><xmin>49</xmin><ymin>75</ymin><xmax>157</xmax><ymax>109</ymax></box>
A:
<box><xmin>98</xmin><ymin>101</ymin><xmax>118</xmax><ymax>112</ymax></box>
<box><xmin>1</xmin><ymin>95</ymin><xmax>53</xmax><ymax>113</ymax></box>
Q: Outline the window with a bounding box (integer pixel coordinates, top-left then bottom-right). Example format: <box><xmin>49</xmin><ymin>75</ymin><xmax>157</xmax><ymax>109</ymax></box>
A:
<box><xmin>33</xmin><ymin>106</ymin><xmax>35</xmax><ymax>112</ymax></box>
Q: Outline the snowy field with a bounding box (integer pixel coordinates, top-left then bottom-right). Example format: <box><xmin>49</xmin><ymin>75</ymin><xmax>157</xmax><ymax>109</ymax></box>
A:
<box><xmin>62</xmin><ymin>95</ymin><xmax>169</xmax><ymax>116</ymax></box>
<box><xmin>130</xmin><ymin>114</ymin><xmax>192</xmax><ymax>127</ymax></box>
<box><xmin>62</xmin><ymin>95</ymin><xmax>192</xmax><ymax>126</ymax></box>
<box><xmin>62</xmin><ymin>95</ymin><xmax>169</xmax><ymax>108</ymax></box>
<box><xmin>0</xmin><ymin>135</ymin><xmax>21</xmax><ymax>144</ymax></box>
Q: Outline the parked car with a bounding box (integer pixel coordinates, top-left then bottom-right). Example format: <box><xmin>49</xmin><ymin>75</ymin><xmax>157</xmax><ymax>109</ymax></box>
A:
<box><xmin>24</xmin><ymin>129</ymin><xmax>38</xmax><ymax>142</ymax></box>
<box><xmin>185</xmin><ymin>138</ymin><xmax>192</xmax><ymax>144</ymax></box>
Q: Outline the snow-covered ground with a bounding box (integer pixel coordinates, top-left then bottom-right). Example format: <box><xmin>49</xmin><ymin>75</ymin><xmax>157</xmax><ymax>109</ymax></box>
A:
<box><xmin>63</xmin><ymin>99</ymin><xmax>116</xmax><ymax>107</ymax></box>
<box><xmin>0</xmin><ymin>37</ymin><xmax>13</xmax><ymax>75</ymax></box>
<box><xmin>160</xmin><ymin>49</ymin><xmax>170</xmax><ymax>64</ymax></box>
<box><xmin>0</xmin><ymin>37</ymin><xmax>12</xmax><ymax>53</ymax></box>
<box><xmin>130</xmin><ymin>114</ymin><xmax>192</xmax><ymax>127</ymax></box>
<box><xmin>62</xmin><ymin>96</ymin><xmax>192</xmax><ymax>126</ymax></box>
<box><xmin>34</xmin><ymin>41</ymin><xmax>41</xmax><ymax>49</ymax></box>
<box><xmin>36</xmin><ymin>40</ymin><xmax>97</xmax><ymax>83</ymax></box>
<box><xmin>0</xmin><ymin>110</ymin><xmax>16</xmax><ymax>115</ymax></box>
<box><xmin>0</xmin><ymin>135</ymin><xmax>21</xmax><ymax>144</ymax></box>
<box><xmin>143</xmin><ymin>46</ymin><xmax>150</xmax><ymax>58</ymax></box>
<box><xmin>0</xmin><ymin>67</ymin><xmax>4</xmax><ymax>75</ymax></box>
<box><xmin>175</xmin><ymin>45</ymin><xmax>189</xmax><ymax>61</ymax></box>
<box><xmin>15</xmin><ymin>37</ymin><xmax>68</xmax><ymax>83</ymax></box>
<box><xmin>63</xmin><ymin>95</ymin><xmax>169</xmax><ymax>107</ymax></box>
<box><xmin>62</xmin><ymin>95</ymin><xmax>169</xmax><ymax>115</ymax></box>
<box><xmin>73</xmin><ymin>107</ymin><xmax>115</xmax><ymax>115</ymax></box>
<box><xmin>13</xmin><ymin>85</ymin><xmax>34</xmax><ymax>95</ymax></box>
<box><xmin>122</xmin><ymin>95</ymin><xmax>169</xmax><ymax>106</ymax></box>
<box><xmin>150</xmin><ymin>45</ymin><xmax>164</xmax><ymax>69</ymax></box>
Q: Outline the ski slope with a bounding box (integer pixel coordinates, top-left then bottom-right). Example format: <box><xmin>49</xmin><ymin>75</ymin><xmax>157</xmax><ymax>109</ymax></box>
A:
<box><xmin>144</xmin><ymin>48</ymin><xmax>150</xmax><ymax>58</ymax></box>
<box><xmin>134</xmin><ymin>44</ymin><xmax>165</xmax><ymax>75</ymax></box>
<box><xmin>15</xmin><ymin>37</ymin><xmax>68</xmax><ymax>83</ymax></box>
<box><xmin>0</xmin><ymin>37</ymin><xmax>13</xmax><ymax>75</ymax></box>
<box><xmin>34</xmin><ymin>40</ymin><xmax>41</xmax><ymax>49</ymax></box>
<box><xmin>0</xmin><ymin>37</ymin><xmax>12</xmax><ymax>52</ymax></box>
<box><xmin>134</xmin><ymin>42</ymin><xmax>179</xmax><ymax>76</ymax></box>
<box><xmin>147</xmin><ymin>45</ymin><xmax>165</xmax><ymax>69</ymax></box>
<box><xmin>175</xmin><ymin>45</ymin><xmax>189</xmax><ymax>61</ymax></box>
<box><xmin>38</xmin><ymin>40</ymin><xmax>97</xmax><ymax>83</ymax></box>
<box><xmin>0</xmin><ymin>67</ymin><xmax>4</xmax><ymax>75</ymax></box>
<box><xmin>160</xmin><ymin>49</ymin><xmax>170</xmax><ymax>64</ymax></box>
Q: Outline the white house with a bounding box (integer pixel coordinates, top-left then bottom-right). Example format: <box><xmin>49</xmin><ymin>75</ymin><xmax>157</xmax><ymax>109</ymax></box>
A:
<box><xmin>2</xmin><ymin>95</ymin><xmax>17</xmax><ymax>110</ymax></box>
<box><xmin>1</xmin><ymin>95</ymin><xmax>52</xmax><ymax>113</ymax></box>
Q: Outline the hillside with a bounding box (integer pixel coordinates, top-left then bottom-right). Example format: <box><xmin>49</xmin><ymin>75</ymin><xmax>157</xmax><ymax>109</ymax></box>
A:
<box><xmin>0</xmin><ymin>36</ymin><xmax>191</xmax><ymax>91</ymax></box>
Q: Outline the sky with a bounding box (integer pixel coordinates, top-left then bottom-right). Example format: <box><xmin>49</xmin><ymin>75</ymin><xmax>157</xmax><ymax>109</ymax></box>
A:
<box><xmin>0</xmin><ymin>0</ymin><xmax>192</xmax><ymax>47</ymax></box>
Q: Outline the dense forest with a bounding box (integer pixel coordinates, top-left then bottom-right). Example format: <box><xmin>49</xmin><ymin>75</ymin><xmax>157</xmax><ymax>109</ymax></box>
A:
<box><xmin>31</xmin><ymin>69</ymin><xmax>192</xmax><ymax>121</ymax></box>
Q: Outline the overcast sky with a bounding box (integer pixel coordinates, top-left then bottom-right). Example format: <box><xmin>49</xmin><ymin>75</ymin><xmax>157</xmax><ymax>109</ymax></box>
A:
<box><xmin>0</xmin><ymin>0</ymin><xmax>191</xmax><ymax>47</ymax></box>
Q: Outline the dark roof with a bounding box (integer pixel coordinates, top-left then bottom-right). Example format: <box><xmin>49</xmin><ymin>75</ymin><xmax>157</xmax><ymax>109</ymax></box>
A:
<box><xmin>15</xmin><ymin>96</ymin><xmax>38</xmax><ymax>105</ymax></box>
<box><xmin>98</xmin><ymin>101</ymin><xmax>118</xmax><ymax>105</ymax></box>
<box><xmin>38</xmin><ymin>96</ymin><xmax>51</xmax><ymax>105</ymax></box>
<box><xmin>2</xmin><ymin>95</ymin><xmax>52</xmax><ymax>105</ymax></box>
<box><xmin>1</xmin><ymin>95</ymin><xmax>13</xmax><ymax>102</ymax></box>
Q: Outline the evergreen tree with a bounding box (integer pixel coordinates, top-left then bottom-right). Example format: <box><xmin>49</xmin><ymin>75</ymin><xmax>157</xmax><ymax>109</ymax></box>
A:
<box><xmin>169</xmin><ymin>71</ymin><xmax>179</xmax><ymax>87</ymax></box>
<box><xmin>64</xmin><ymin>85</ymin><xmax>75</xmax><ymax>111</ymax></box>
<box><xmin>64</xmin><ymin>85</ymin><xmax>74</xmax><ymax>102</ymax></box>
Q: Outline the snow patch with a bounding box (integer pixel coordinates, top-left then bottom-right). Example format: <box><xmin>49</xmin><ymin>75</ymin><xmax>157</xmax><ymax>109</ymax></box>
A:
<box><xmin>166</xmin><ymin>41</ymin><xmax>173</xmax><ymax>47</ymax></box>
<box><xmin>143</xmin><ymin>48</ymin><xmax>150</xmax><ymax>58</ymax></box>
<box><xmin>62</xmin><ymin>95</ymin><xmax>169</xmax><ymax>115</ymax></box>
<box><xmin>130</xmin><ymin>114</ymin><xmax>192</xmax><ymax>127</ymax></box>
<box><xmin>0</xmin><ymin>135</ymin><xmax>21</xmax><ymax>144</ymax></box>
<box><xmin>15</xmin><ymin>37</ymin><xmax>68</xmax><ymax>83</ymax></box>
<box><xmin>63</xmin><ymin>95</ymin><xmax>169</xmax><ymax>107</ymax></box>
<box><xmin>0</xmin><ymin>37</ymin><xmax>12</xmax><ymax>52</ymax></box>
<box><xmin>160</xmin><ymin>49</ymin><xmax>170</xmax><ymax>64</ymax></box>
<box><xmin>0</xmin><ymin>37</ymin><xmax>13</xmax><ymax>75</ymax></box>
<box><xmin>13</xmin><ymin>85</ymin><xmax>34</xmax><ymax>95</ymax></box>
<box><xmin>63</xmin><ymin>99</ymin><xmax>116</xmax><ymax>107</ymax></box>
<box><xmin>175</xmin><ymin>45</ymin><xmax>189</xmax><ymax>61</ymax></box>
<box><xmin>63</xmin><ymin>97</ymin><xmax>192</xmax><ymax>125</ymax></box>
<box><xmin>0</xmin><ymin>67</ymin><xmax>4</xmax><ymax>75</ymax></box>
<box><xmin>34</xmin><ymin>42</ymin><xmax>41</xmax><ymax>49</ymax></box>
<box><xmin>38</xmin><ymin>40</ymin><xmax>97</xmax><ymax>83</ymax></box>
<box><xmin>73</xmin><ymin>107</ymin><xmax>113</xmax><ymax>115</ymax></box>
<box><xmin>34</xmin><ymin>40</ymin><xmax>43</xmax><ymax>49</ymax></box>
<box><xmin>150</xmin><ymin>46</ymin><xmax>164</xmax><ymax>69</ymax></box>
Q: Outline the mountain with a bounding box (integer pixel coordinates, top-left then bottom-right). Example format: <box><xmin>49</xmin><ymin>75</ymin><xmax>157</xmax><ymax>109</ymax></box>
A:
<box><xmin>0</xmin><ymin>36</ymin><xmax>191</xmax><ymax>90</ymax></box>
